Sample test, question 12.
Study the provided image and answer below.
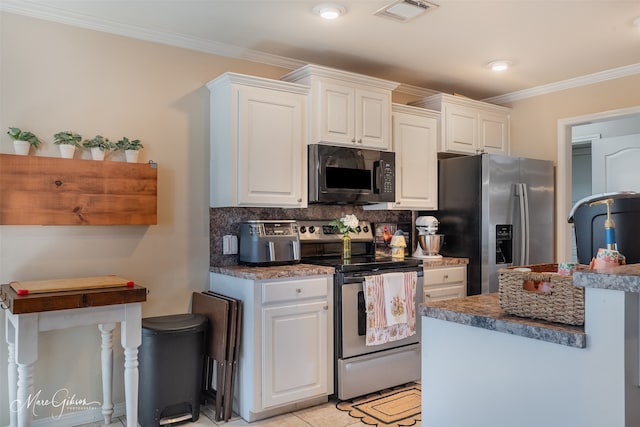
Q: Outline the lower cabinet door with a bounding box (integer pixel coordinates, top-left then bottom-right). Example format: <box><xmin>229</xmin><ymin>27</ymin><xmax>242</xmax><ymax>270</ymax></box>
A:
<box><xmin>261</xmin><ymin>300</ymin><xmax>328</xmax><ymax>408</ymax></box>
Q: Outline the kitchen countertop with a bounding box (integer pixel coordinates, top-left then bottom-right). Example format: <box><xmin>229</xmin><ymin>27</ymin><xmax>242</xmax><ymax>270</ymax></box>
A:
<box><xmin>210</xmin><ymin>263</ymin><xmax>335</xmax><ymax>280</ymax></box>
<box><xmin>420</xmin><ymin>293</ymin><xmax>586</xmax><ymax>348</ymax></box>
<box><xmin>211</xmin><ymin>257</ymin><xmax>468</xmax><ymax>280</ymax></box>
<box><xmin>573</xmin><ymin>263</ymin><xmax>640</xmax><ymax>292</ymax></box>
<box><xmin>420</xmin><ymin>257</ymin><xmax>468</xmax><ymax>268</ymax></box>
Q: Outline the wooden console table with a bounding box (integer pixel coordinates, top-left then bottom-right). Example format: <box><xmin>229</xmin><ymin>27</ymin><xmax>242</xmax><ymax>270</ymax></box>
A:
<box><xmin>1</xmin><ymin>283</ymin><xmax>147</xmax><ymax>427</ymax></box>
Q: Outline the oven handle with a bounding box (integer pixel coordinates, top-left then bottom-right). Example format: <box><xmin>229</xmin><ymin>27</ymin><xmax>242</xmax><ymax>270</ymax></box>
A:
<box><xmin>342</xmin><ymin>270</ymin><xmax>423</xmax><ymax>284</ymax></box>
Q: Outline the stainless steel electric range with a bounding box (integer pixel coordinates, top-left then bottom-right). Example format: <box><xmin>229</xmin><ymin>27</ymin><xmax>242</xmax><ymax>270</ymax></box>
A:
<box><xmin>298</xmin><ymin>220</ymin><xmax>424</xmax><ymax>400</ymax></box>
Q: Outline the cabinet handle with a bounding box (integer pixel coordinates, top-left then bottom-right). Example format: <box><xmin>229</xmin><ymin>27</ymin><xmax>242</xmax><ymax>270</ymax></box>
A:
<box><xmin>297</xmin><ymin>198</ymin><xmax>302</xmax><ymax>202</ymax></box>
<box><xmin>357</xmin><ymin>139</ymin><xmax>362</xmax><ymax>144</ymax></box>
<box><xmin>443</xmin><ymin>275</ymin><xmax>449</xmax><ymax>279</ymax></box>
<box><xmin>323</xmin><ymin>305</ymin><xmax>328</xmax><ymax>310</ymax></box>
<box><xmin>425</xmin><ymin>293</ymin><xmax>431</xmax><ymax>298</ymax></box>
<box><xmin>351</xmin><ymin>138</ymin><xmax>356</xmax><ymax>143</ymax></box>
<box><xmin>296</xmin><ymin>288</ymin><xmax>302</xmax><ymax>293</ymax></box>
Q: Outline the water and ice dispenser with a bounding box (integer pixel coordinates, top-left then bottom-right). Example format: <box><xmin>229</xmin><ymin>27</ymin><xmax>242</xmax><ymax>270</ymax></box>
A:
<box><xmin>496</xmin><ymin>224</ymin><xmax>513</xmax><ymax>264</ymax></box>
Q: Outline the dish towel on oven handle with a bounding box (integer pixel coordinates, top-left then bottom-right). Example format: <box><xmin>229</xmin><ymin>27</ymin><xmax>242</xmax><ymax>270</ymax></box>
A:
<box><xmin>363</xmin><ymin>271</ymin><xmax>417</xmax><ymax>346</ymax></box>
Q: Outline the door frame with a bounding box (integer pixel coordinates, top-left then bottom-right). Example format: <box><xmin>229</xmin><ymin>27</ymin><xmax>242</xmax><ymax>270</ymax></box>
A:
<box><xmin>556</xmin><ymin>105</ymin><xmax>640</xmax><ymax>261</ymax></box>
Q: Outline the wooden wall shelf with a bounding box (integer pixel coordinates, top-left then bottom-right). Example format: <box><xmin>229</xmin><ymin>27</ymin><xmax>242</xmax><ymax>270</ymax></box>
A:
<box><xmin>0</xmin><ymin>154</ymin><xmax>157</xmax><ymax>225</ymax></box>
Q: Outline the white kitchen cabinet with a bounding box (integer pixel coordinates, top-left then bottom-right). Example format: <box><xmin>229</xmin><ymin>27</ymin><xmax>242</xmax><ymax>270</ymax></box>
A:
<box><xmin>412</xmin><ymin>93</ymin><xmax>510</xmax><ymax>155</ymax></box>
<box><xmin>282</xmin><ymin>64</ymin><xmax>398</xmax><ymax>150</ymax></box>
<box><xmin>365</xmin><ymin>104</ymin><xmax>439</xmax><ymax>211</ymax></box>
<box><xmin>210</xmin><ymin>273</ymin><xmax>333</xmax><ymax>422</ymax></box>
<box><xmin>207</xmin><ymin>73</ymin><xmax>309</xmax><ymax>208</ymax></box>
<box><xmin>423</xmin><ymin>265</ymin><xmax>467</xmax><ymax>302</ymax></box>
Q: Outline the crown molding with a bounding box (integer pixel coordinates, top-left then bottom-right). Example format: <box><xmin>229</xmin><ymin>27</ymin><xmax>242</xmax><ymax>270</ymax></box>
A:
<box><xmin>395</xmin><ymin>83</ymin><xmax>440</xmax><ymax>98</ymax></box>
<box><xmin>3</xmin><ymin>1</ymin><xmax>639</xmax><ymax>103</ymax></box>
<box><xmin>483</xmin><ymin>63</ymin><xmax>640</xmax><ymax>105</ymax></box>
<box><xmin>0</xmin><ymin>0</ymin><xmax>306</xmax><ymax>71</ymax></box>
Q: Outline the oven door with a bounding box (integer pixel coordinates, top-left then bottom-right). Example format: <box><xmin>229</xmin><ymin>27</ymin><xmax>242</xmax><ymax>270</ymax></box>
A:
<box><xmin>339</xmin><ymin>270</ymin><xmax>423</xmax><ymax>359</ymax></box>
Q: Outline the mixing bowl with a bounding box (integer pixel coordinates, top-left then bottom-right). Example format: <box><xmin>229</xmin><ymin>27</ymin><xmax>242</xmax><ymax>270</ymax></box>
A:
<box><xmin>418</xmin><ymin>234</ymin><xmax>443</xmax><ymax>255</ymax></box>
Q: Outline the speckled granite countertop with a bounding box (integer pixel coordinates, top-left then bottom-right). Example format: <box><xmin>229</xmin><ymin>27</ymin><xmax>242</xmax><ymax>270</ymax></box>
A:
<box><xmin>421</xmin><ymin>257</ymin><xmax>468</xmax><ymax>268</ymax></box>
<box><xmin>210</xmin><ymin>263</ymin><xmax>335</xmax><ymax>280</ymax></box>
<box><xmin>211</xmin><ymin>257</ymin><xmax>467</xmax><ymax>280</ymax></box>
<box><xmin>573</xmin><ymin>263</ymin><xmax>640</xmax><ymax>292</ymax></box>
<box><xmin>420</xmin><ymin>293</ymin><xmax>586</xmax><ymax>348</ymax></box>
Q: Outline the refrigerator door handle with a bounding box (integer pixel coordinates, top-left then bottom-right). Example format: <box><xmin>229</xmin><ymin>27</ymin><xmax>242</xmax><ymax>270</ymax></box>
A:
<box><xmin>522</xmin><ymin>183</ymin><xmax>531</xmax><ymax>265</ymax></box>
<box><xmin>516</xmin><ymin>183</ymin><xmax>527</xmax><ymax>265</ymax></box>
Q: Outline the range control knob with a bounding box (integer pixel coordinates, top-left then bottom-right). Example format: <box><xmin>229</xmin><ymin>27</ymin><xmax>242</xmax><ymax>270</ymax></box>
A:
<box><xmin>299</xmin><ymin>226</ymin><xmax>307</xmax><ymax>234</ymax></box>
<box><xmin>356</xmin><ymin>226</ymin><xmax>362</xmax><ymax>233</ymax></box>
<box><xmin>363</xmin><ymin>225</ymin><xmax>369</xmax><ymax>233</ymax></box>
<box><xmin>309</xmin><ymin>226</ymin><xmax>316</xmax><ymax>234</ymax></box>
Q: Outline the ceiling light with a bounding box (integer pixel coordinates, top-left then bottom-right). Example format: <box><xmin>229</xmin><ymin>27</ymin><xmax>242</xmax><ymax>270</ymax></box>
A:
<box><xmin>374</xmin><ymin>0</ymin><xmax>439</xmax><ymax>23</ymax></box>
<box><xmin>313</xmin><ymin>3</ymin><xmax>346</xmax><ymax>20</ymax></box>
<box><xmin>488</xmin><ymin>60</ymin><xmax>511</xmax><ymax>72</ymax></box>
<box><xmin>633</xmin><ymin>16</ymin><xmax>640</xmax><ymax>27</ymax></box>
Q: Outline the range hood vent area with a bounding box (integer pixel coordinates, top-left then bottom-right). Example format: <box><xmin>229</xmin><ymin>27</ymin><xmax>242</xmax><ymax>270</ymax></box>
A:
<box><xmin>374</xmin><ymin>0</ymin><xmax>439</xmax><ymax>22</ymax></box>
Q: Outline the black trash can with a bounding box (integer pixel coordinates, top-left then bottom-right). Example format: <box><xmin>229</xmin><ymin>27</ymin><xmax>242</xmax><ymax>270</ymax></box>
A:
<box><xmin>568</xmin><ymin>191</ymin><xmax>640</xmax><ymax>264</ymax></box>
<box><xmin>138</xmin><ymin>313</ymin><xmax>207</xmax><ymax>427</ymax></box>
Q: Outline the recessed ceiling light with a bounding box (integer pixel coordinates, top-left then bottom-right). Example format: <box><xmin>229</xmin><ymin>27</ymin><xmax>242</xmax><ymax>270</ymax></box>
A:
<box><xmin>633</xmin><ymin>16</ymin><xmax>640</xmax><ymax>27</ymax></box>
<box><xmin>313</xmin><ymin>3</ymin><xmax>346</xmax><ymax>20</ymax></box>
<box><xmin>488</xmin><ymin>60</ymin><xmax>512</xmax><ymax>72</ymax></box>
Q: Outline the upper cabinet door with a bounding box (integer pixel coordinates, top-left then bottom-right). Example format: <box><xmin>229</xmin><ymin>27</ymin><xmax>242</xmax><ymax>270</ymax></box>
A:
<box><xmin>318</xmin><ymin>79</ymin><xmax>356</xmax><ymax>146</ymax></box>
<box><xmin>393</xmin><ymin>111</ymin><xmax>438</xmax><ymax>210</ymax></box>
<box><xmin>207</xmin><ymin>73</ymin><xmax>308</xmax><ymax>208</ymax></box>
<box><xmin>443</xmin><ymin>103</ymin><xmax>478</xmax><ymax>154</ymax></box>
<box><xmin>237</xmin><ymin>86</ymin><xmax>306</xmax><ymax>207</ymax></box>
<box><xmin>356</xmin><ymin>88</ymin><xmax>392</xmax><ymax>150</ymax></box>
<box><xmin>479</xmin><ymin>110</ymin><xmax>509</xmax><ymax>155</ymax></box>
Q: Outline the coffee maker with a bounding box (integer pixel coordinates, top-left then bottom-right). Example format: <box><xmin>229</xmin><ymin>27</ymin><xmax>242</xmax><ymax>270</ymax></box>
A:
<box><xmin>412</xmin><ymin>215</ymin><xmax>444</xmax><ymax>259</ymax></box>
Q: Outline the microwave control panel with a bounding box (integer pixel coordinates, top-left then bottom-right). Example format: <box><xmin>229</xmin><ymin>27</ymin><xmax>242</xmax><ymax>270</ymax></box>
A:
<box><xmin>380</xmin><ymin>160</ymin><xmax>394</xmax><ymax>195</ymax></box>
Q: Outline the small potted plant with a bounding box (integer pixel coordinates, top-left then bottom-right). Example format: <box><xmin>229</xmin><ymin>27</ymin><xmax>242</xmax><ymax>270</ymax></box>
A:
<box><xmin>115</xmin><ymin>136</ymin><xmax>144</xmax><ymax>163</ymax></box>
<box><xmin>53</xmin><ymin>131</ymin><xmax>82</xmax><ymax>159</ymax></box>
<box><xmin>82</xmin><ymin>135</ymin><xmax>115</xmax><ymax>161</ymax></box>
<box><xmin>7</xmin><ymin>127</ymin><xmax>42</xmax><ymax>155</ymax></box>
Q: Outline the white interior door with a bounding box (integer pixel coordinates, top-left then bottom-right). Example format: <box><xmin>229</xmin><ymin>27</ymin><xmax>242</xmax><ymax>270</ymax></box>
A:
<box><xmin>591</xmin><ymin>134</ymin><xmax>640</xmax><ymax>193</ymax></box>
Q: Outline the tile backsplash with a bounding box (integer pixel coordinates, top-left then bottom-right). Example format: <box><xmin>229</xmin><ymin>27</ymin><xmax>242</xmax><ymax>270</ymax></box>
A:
<box><xmin>210</xmin><ymin>206</ymin><xmax>412</xmax><ymax>266</ymax></box>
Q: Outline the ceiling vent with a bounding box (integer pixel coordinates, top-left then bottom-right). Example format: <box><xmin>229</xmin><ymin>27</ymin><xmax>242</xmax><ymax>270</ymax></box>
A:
<box><xmin>374</xmin><ymin>0</ymin><xmax>439</xmax><ymax>22</ymax></box>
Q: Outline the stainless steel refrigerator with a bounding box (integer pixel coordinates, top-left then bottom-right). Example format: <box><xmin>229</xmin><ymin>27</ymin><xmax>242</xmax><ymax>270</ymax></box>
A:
<box><xmin>430</xmin><ymin>154</ymin><xmax>555</xmax><ymax>295</ymax></box>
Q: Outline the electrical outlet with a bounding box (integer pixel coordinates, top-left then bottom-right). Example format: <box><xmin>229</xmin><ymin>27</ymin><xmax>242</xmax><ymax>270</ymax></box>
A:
<box><xmin>222</xmin><ymin>235</ymin><xmax>238</xmax><ymax>255</ymax></box>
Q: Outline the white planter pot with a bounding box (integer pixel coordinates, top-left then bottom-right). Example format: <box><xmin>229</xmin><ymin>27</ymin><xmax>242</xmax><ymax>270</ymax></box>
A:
<box><xmin>125</xmin><ymin>149</ymin><xmax>140</xmax><ymax>163</ymax></box>
<box><xmin>58</xmin><ymin>144</ymin><xmax>76</xmax><ymax>159</ymax></box>
<box><xmin>91</xmin><ymin>147</ymin><xmax>106</xmax><ymax>161</ymax></box>
<box><xmin>13</xmin><ymin>140</ymin><xmax>30</xmax><ymax>155</ymax></box>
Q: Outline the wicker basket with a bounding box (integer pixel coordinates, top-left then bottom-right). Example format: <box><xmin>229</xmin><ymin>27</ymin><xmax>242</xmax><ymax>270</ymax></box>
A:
<box><xmin>498</xmin><ymin>263</ymin><xmax>586</xmax><ymax>325</ymax></box>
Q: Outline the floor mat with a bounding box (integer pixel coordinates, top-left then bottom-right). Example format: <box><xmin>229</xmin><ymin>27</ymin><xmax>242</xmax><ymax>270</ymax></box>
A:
<box><xmin>336</xmin><ymin>383</ymin><xmax>421</xmax><ymax>427</ymax></box>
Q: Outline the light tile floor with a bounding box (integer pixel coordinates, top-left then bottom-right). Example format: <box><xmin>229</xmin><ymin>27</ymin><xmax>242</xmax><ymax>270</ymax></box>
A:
<box><xmin>77</xmin><ymin>397</ymin><xmax>422</xmax><ymax>426</ymax></box>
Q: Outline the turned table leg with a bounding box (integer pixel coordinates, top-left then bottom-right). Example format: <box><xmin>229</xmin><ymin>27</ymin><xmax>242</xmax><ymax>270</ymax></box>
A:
<box><xmin>6</xmin><ymin>316</ymin><xmax>17</xmax><ymax>427</ymax></box>
<box><xmin>121</xmin><ymin>304</ymin><xmax>141</xmax><ymax>427</ymax></box>
<box><xmin>99</xmin><ymin>323</ymin><xmax>116</xmax><ymax>425</ymax></box>
<box><xmin>11</xmin><ymin>312</ymin><xmax>38</xmax><ymax>427</ymax></box>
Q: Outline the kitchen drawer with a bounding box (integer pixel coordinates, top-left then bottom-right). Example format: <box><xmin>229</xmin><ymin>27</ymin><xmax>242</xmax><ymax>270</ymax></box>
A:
<box><xmin>424</xmin><ymin>284</ymin><xmax>466</xmax><ymax>302</ymax></box>
<box><xmin>262</xmin><ymin>277</ymin><xmax>328</xmax><ymax>304</ymax></box>
<box><xmin>424</xmin><ymin>266</ymin><xmax>466</xmax><ymax>286</ymax></box>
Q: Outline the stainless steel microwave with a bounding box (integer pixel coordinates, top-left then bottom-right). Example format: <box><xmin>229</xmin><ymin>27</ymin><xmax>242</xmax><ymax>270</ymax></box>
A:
<box><xmin>308</xmin><ymin>144</ymin><xmax>395</xmax><ymax>204</ymax></box>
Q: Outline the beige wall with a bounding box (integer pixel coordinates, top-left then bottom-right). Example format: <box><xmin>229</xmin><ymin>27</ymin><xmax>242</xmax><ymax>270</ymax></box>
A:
<box><xmin>0</xmin><ymin>12</ymin><xmax>290</xmax><ymax>423</ymax></box>
<box><xmin>508</xmin><ymin>74</ymin><xmax>640</xmax><ymax>162</ymax></box>
<box><xmin>1</xmin><ymin>10</ymin><xmax>639</xmax><ymax>425</ymax></box>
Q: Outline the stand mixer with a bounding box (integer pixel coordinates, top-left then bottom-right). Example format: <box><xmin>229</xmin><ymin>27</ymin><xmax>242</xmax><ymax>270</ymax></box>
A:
<box><xmin>413</xmin><ymin>215</ymin><xmax>444</xmax><ymax>259</ymax></box>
